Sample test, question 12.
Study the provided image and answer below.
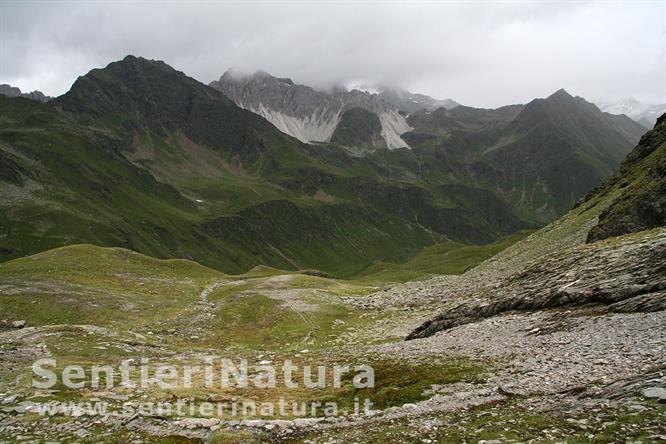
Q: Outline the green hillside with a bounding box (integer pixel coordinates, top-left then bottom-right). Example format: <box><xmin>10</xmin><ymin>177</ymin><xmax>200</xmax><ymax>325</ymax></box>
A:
<box><xmin>0</xmin><ymin>56</ymin><xmax>529</xmax><ymax>274</ymax></box>
<box><xmin>405</xmin><ymin>89</ymin><xmax>646</xmax><ymax>223</ymax></box>
<box><xmin>0</xmin><ymin>57</ymin><xmax>644</xmax><ymax>275</ymax></box>
<box><xmin>585</xmin><ymin>114</ymin><xmax>666</xmax><ymax>241</ymax></box>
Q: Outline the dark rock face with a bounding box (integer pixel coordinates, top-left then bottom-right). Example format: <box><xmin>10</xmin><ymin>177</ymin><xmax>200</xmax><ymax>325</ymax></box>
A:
<box><xmin>54</xmin><ymin>55</ymin><xmax>291</xmax><ymax>167</ymax></box>
<box><xmin>586</xmin><ymin>114</ymin><xmax>666</xmax><ymax>243</ymax></box>
<box><xmin>330</xmin><ymin>107</ymin><xmax>385</xmax><ymax>152</ymax></box>
<box><xmin>407</xmin><ymin>228</ymin><xmax>666</xmax><ymax>340</ymax></box>
<box><xmin>609</xmin><ymin>292</ymin><xmax>666</xmax><ymax>313</ymax></box>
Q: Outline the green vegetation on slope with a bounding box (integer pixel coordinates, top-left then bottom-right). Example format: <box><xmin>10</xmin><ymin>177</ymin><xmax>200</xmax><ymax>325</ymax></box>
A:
<box><xmin>0</xmin><ymin>56</ymin><xmax>533</xmax><ymax>275</ymax></box>
<box><xmin>358</xmin><ymin>230</ymin><xmax>533</xmax><ymax>282</ymax></box>
<box><xmin>330</xmin><ymin>107</ymin><xmax>386</xmax><ymax>152</ymax></box>
<box><xmin>0</xmin><ymin>244</ymin><xmax>225</xmax><ymax>326</ymax></box>
<box><xmin>404</xmin><ymin>89</ymin><xmax>646</xmax><ymax>223</ymax></box>
<box><xmin>585</xmin><ymin>113</ymin><xmax>666</xmax><ymax>241</ymax></box>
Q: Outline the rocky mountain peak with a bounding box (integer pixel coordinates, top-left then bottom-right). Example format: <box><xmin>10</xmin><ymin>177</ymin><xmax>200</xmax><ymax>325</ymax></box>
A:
<box><xmin>0</xmin><ymin>83</ymin><xmax>51</xmax><ymax>102</ymax></box>
<box><xmin>375</xmin><ymin>86</ymin><xmax>460</xmax><ymax>114</ymax></box>
<box><xmin>548</xmin><ymin>87</ymin><xmax>573</xmax><ymax>99</ymax></box>
<box><xmin>55</xmin><ymin>55</ymin><xmax>235</xmax><ymax>119</ymax></box>
<box><xmin>584</xmin><ymin>112</ymin><xmax>666</xmax><ymax>242</ymax></box>
<box><xmin>210</xmin><ymin>69</ymin><xmax>412</xmax><ymax>149</ymax></box>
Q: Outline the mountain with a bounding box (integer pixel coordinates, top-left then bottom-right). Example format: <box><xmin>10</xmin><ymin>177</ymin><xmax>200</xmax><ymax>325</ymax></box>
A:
<box><xmin>0</xmin><ymin>57</ymin><xmax>649</xmax><ymax>278</ymax></box>
<box><xmin>0</xmin><ymin>83</ymin><xmax>51</xmax><ymax>102</ymax></box>
<box><xmin>375</xmin><ymin>86</ymin><xmax>459</xmax><ymax>114</ymax></box>
<box><xmin>598</xmin><ymin>97</ymin><xmax>666</xmax><ymax>127</ymax></box>
<box><xmin>406</xmin><ymin>104</ymin><xmax>523</xmax><ymax>136</ymax></box>
<box><xmin>0</xmin><ymin>56</ymin><xmax>530</xmax><ymax>275</ymax></box>
<box><xmin>210</xmin><ymin>70</ymin><xmax>411</xmax><ymax>149</ymax></box>
<box><xmin>211</xmin><ymin>70</ymin><xmax>645</xmax><ymax>222</ymax></box>
<box><xmin>403</xmin><ymin>89</ymin><xmax>647</xmax><ymax>222</ymax></box>
<box><xmin>53</xmin><ymin>56</ymin><xmax>296</xmax><ymax>170</ymax></box>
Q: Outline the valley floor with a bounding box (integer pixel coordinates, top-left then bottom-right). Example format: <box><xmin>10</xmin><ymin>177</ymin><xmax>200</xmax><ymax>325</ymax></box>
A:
<box><xmin>0</xmin><ymin>227</ymin><xmax>664</xmax><ymax>443</ymax></box>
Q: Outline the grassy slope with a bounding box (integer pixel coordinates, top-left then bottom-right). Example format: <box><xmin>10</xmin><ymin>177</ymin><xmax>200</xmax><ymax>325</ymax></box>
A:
<box><xmin>0</xmin><ymin>244</ymin><xmax>225</xmax><ymax>326</ymax></box>
<box><xmin>404</xmin><ymin>90</ymin><xmax>646</xmax><ymax>225</ymax></box>
<box><xmin>0</xmin><ymin>70</ymin><xmax>529</xmax><ymax>276</ymax></box>
<box><xmin>357</xmin><ymin>230</ymin><xmax>533</xmax><ymax>283</ymax></box>
<box><xmin>0</xmin><ymin>249</ymin><xmax>387</xmax><ymax>423</ymax></box>
<box><xmin>0</xmin><ymin>244</ymin><xmax>371</xmax><ymax>348</ymax></box>
<box><xmin>0</xmin><ymin>243</ymin><xmax>494</xmax><ymax>427</ymax></box>
<box><xmin>0</xmin><ymin>223</ymin><xmax>529</xmax><ymax>336</ymax></box>
<box><xmin>0</xmin><ymin>97</ymin><xmax>432</xmax><ymax>274</ymax></box>
<box><xmin>2</xmin><ymin>59</ymin><xmax>642</xmax><ymax>279</ymax></box>
<box><xmin>585</xmin><ymin>115</ymin><xmax>666</xmax><ymax>241</ymax></box>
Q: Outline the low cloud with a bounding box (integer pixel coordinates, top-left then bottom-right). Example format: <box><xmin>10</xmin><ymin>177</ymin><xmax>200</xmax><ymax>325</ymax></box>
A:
<box><xmin>1</xmin><ymin>1</ymin><xmax>664</xmax><ymax>107</ymax></box>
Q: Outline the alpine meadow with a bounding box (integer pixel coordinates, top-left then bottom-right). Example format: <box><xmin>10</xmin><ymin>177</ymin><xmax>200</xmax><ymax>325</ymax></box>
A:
<box><xmin>0</xmin><ymin>2</ymin><xmax>665</xmax><ymax>443</ymax></box>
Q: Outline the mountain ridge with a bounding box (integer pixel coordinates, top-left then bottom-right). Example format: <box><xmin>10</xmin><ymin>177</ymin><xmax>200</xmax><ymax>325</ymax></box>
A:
<box><xmin>404</xmin><ymin>87</ymin><xmax>646</xmax><ymax>221</ymax></box>
<box><xmin>598</xmin><ymin>97</ymin><xmax>666</xmax><ymax>127</ymax></box>
<box><xmin>0</xmin><ymin>83</ymin><xmax>51</xmax><ymax>102</ymax></box>
<box><xmin>210</xmin><ymin>69</ymin><xmax>412</xmax><ymax>149</ymax></box>
<box><xmin>0</xmin><ymin>55</ymin><xmax>531</xmax><ymax>274</ymax></box>
<box><xmin>0</xmin><ymin>56</ymin><xmax>649</xmax><ymax>276</ymax></box>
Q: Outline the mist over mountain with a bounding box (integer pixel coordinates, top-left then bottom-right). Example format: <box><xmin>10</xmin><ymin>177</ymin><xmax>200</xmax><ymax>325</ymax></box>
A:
<box><xmin>374</xmin><ymin>87</ymin><xmax>460</xmax><ymax>114</ymax></box>
<box><xmin>210</xmin><ymin>70</ymin><xmax>412</xmax><ymax>149</ymax></box>
<box><xmin>1</xmin><ymin>1</ymin><xmax>665</xmax><ymax>440</ymax></box>
<box><xmin>211</xmin><ymin>68</ymin><xmax>646</xmax><ymax>222</ymax></box>
<box><xmin>0</xmin><ymin>56</ymin><xmax>648</xmax><ymax>274</ymax></box>
<box><xmin>598</xmin><ymin>97</ymin><xmax>666</xmax><ymax>127</ymax></box>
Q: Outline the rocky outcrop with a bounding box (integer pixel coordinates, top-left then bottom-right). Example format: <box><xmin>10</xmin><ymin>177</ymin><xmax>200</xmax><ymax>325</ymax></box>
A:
<box><xmin>609</xmin><ymin>291</ymin><xmax>666</xmax><ymax>313</ymax></box>
<box><xmin>375</xmin><ymin>87</ymin><xmax>459</xmax><ymax>114</ymax></box>
<box><xmin>0</xmin><ymin>84</ymin><xmax>50</xmax><ymax>102</ymax></box>
<box><xmin>586</xmin><ymin>113</ymin><xmax>666</xmax><ymax>243</ymax></box>
<box><xmin>210</xmin><ymin>70</ymin><xmax>411</xmax><ymax>149</ymax></box>
<box><xmin>407</xmin><ymin>228</ymin><xmax>666</xmax><ymax>340</ymax></box>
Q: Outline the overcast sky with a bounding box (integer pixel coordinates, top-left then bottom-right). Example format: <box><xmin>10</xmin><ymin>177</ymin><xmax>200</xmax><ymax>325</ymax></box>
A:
<box><xmin>1</xmin><ymin>1</ymin><xmax>665</xmax><ymax>108</ymax></box>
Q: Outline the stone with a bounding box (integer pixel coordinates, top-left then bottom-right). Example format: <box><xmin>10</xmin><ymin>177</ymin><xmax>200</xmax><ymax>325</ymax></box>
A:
<box><xmin>179</xmin><ymin>417</ymin><xmax>220</xmax><ymax>428</ymax></box>
<box><xmin>1</xmin><ymin>395</ymin><xmax>18</xmax><ymax>405</ymax></box>
<box><xmin>293</xmin><ymin>418</ymin><xmax>322</xmax><ymax>427</ymax></box>
<box><xmin>641</xmin><ymin>387</ymin><xmax>666</xmax><ymax>401</ymax></box>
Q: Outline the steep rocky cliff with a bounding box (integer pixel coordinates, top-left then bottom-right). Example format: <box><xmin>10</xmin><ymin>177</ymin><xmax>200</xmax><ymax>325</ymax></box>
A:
<box><xmin>210</xmin><ymin>70</ymin><xmax>411</xmax><ymax>149</ymax></box>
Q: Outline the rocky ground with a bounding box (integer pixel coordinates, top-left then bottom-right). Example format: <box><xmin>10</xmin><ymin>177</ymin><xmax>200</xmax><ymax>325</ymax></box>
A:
<box><xmin>1</xmin><ymin>306</ymin><xmax>664</xmax><ymax>442</ymax></box>
<box><xmin>408</xmin><ymin>228</ymin><xmax>666</xmax><ymax>339</ymax></box>
<box><xmin>0</xmin><ymin>227</ymin><xmax>664</xmax><ymax>443</ymax></box>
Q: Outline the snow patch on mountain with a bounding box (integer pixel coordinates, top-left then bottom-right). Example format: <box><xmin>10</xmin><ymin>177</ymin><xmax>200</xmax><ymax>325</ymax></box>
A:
<box><xmin>598</xmin><ymin>98</ymin><xmax>666</xmax><ymax>127</ymax></box>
